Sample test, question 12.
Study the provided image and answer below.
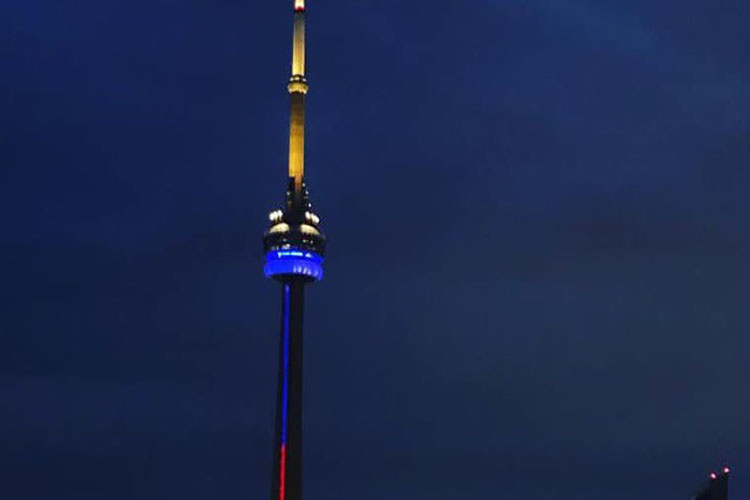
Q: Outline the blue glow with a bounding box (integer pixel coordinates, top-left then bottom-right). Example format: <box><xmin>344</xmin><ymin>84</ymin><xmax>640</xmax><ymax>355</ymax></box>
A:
<box><xmin>265</xmin><ymin>250</ymin><xmax>324</xmax><ymax>281</ymax></box>
<box><xmin>280</xmin><ymin>284</ymin><xmax>290</xmax><ymax>445</ymax></box>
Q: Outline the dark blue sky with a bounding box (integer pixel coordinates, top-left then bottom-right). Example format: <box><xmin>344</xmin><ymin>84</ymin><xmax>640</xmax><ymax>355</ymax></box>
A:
<box><xmin>2</xmin><ymin>0</ymin><xmax>750</xmax><ymax>498</ymax></box>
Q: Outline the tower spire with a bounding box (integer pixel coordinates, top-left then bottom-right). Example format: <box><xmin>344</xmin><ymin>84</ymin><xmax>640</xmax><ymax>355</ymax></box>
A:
<box><xmin>288</xmin><ymin>0</ymin><xmax>308</xmax><ymax>194</ymax></box>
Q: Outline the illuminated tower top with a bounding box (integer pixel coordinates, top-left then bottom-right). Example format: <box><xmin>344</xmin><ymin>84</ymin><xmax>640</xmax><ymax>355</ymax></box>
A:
<box><xmin>288</xmin><ymin>0</ymin><xmax>308</xmax><ymax>193</ymax></box>
<box><xmin>292</xmin><ymin>0</ymin><xmax>306</xmax><ymax>76</ymax></box>
<box><xmin>264</xmin><ymin>0</ymin><xmax>325</xmax><ymax>282</ymax></box>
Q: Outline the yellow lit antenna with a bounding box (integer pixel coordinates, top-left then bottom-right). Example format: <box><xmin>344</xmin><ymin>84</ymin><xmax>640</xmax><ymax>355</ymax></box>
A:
<box><xmin>288</xmin><ymin>0</ymin><xmax>308</xmax><ymax>193</ymax></box>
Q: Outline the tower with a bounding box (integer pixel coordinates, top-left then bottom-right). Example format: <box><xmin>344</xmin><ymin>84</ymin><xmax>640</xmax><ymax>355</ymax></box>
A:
<box><xmin>693</xmin><ymin>467</ymin><xmax>731</xmax><ymax>500</ymax></box>
<box><xmin>262</xmin><ymin>1</ymin><xmax>325</xmax><ymax>500</ymax></box>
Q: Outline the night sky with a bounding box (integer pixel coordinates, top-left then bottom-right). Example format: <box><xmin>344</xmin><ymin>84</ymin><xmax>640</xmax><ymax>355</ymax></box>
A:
<box><xmin>2</xmin><ymin>0</ymin><xmax>750</xmax><ymax>498</ymax></box>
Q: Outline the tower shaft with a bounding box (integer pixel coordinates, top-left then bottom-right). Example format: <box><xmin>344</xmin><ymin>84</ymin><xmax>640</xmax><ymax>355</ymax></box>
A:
<box><xmin>270</xmin><ymin>281</ymin><xmax>305</xmax><ymax>500</ymax></box>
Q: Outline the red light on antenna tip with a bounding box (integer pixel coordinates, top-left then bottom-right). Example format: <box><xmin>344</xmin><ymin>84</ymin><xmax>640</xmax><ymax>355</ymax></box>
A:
<box><xmin>723</xmin><ymin>466</ymin><xmax>731</xmax><ymax>474</ymax></box>
<box><xmin>710</xmin><ymin>472</ymin><xmax>718</xmax><ymax>480</ymax></box>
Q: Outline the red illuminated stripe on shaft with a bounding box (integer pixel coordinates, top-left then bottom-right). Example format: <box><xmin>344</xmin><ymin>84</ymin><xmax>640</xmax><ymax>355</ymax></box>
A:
<box><xmin>279</xmin><ymin>444</ymin><xmax>287</xmax><ymax>500</ymax></box>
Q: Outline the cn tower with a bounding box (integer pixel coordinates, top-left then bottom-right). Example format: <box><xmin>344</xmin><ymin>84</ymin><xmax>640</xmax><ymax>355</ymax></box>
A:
<box><xmin>262</xmin><ymin>1</ymin><xmax>326</xmax><ymax>500</ymax></box>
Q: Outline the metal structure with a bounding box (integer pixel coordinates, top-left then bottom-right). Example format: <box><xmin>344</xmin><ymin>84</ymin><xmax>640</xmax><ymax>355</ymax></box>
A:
<box><xmin>693</xmin><ymin>467</ymin><xmax>731</xmax><ymax>500</ymax></box>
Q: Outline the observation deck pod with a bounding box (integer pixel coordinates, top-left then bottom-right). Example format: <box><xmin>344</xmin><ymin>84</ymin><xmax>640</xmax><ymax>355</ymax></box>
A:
<box><xmin>265</xmin><ymin>249</ymin><xmax>323</xmax><ymax>282</ymax></box>
<box><xmin>263</xmin><ymin>180</ymin><xmax>326</xmax><ymax>283</ymax></box>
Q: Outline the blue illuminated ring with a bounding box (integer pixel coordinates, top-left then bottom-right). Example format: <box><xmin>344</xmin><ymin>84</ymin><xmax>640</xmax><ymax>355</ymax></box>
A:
<box><xmin>264</xmin><ymin>250</ymin><xmax>324</xmax><ymax>281</ymax></box>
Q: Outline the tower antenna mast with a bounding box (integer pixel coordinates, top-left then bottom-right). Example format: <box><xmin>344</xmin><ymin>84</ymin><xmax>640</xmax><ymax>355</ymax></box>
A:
<box><xmin>288</xmin><ymin>0</ymin><xmax>308</xmax><ymax>196</ymax></box>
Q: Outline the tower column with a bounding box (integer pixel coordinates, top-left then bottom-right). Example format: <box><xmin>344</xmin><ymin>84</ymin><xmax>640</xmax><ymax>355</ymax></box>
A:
<box><xmin>270</xmin><ymin>281</ymin><xmax>305</xmax><ymax>500</ymax></box>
